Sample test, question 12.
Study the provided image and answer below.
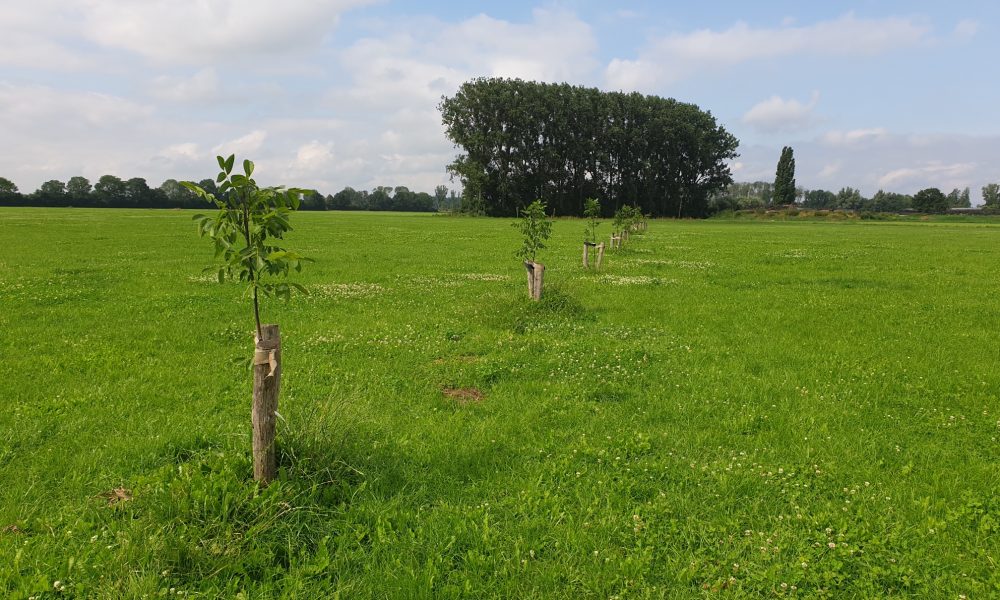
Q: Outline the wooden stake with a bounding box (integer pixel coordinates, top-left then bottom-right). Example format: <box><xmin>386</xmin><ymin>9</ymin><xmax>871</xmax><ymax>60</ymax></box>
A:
<box><xmin>252</xmin><ymin>324</ymin><xmax>281</xmax><ymax>485</ymax></box>
<box><xmin>596</xmin><ymin>243</ymin><xmax>605</xmax><ymax>269</ymax></box>
<box><xmin>583</xmin><ymin>243</ymin><xmax>590</xmax><ymax>268</ymax></box>
<box><xmin>532</xmin><ymin>262</ymin><xmax>545</xmax><ymax>300</ymax></box>
<box><xmin>525</xmin><ymin>261</ymin><xmax>535</xmax><ymax>298</ymax></box>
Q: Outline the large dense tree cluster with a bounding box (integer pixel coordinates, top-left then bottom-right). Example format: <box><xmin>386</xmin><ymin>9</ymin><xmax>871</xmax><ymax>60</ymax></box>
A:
<box><xmin>440</xmin><ymin>78</ymin><xmax>740</xmax><ymax>218</ymax></box>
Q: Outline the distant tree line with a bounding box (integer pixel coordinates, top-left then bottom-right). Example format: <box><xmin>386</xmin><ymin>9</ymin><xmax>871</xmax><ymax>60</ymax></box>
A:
<box><xmin>0</xmin><ymin>175</ymin><xmax>461</xmax><ymax>213</ymax></box>
<box><xmin>319</xmin><ymin>185</ymin><xmax>459</xmax><ymax>212</ymax></box>
<box><xmin>710</xmin><ymin>181</ymin><xmax>995</xmax><ymax>214</ymax></box>
<box><xmin>440</xmin><ymin>77</ymin><xmax>739</xmax><ymax>218</ymax></box>
<box><xmin>0</xmin><ymin>175</ymin><xmax>218</xmax><ymax>209</ymax></box>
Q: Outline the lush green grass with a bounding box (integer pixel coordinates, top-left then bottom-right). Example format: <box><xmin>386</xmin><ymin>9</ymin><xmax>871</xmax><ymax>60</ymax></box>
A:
<box><xmin>1</xmin><ymin>208</ymin><xmax>998</xmax><ymax>598</ymax></box>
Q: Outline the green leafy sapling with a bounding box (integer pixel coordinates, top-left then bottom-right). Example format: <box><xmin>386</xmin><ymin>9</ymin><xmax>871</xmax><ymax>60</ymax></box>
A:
<box><xmin>613</xmin><ymin>205</ymin><xmax>628</xmax><ymax>233</ymax></box>
<box><xmin>514</xmin><ymin>199</ymin><xmax>552</xmax><ymax>263</ymax></box>
<box><xmin>183</xmin><ymin>155</ymin><xmax>311</xmax><ymax>339</ymax></box>
<box><xmin>583</xmin><ymin>197</ymin><xmax>601</xmax><ymax>244</ymax></box>
<box><xmin>626</xmin><ymin>205</ymin><xmax>643</xmax><ymax>232</ymax></box>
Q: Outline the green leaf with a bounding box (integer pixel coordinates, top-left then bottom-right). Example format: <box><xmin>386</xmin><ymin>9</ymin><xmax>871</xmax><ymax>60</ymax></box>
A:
<box><xmin>217</xmin><ymin>155</ymin><xmax>227</xmax><ymax>171</ymax></box>
<box><xmin>224</xmin><ymin>154</ymin><xmax>235</xmax><ymax>174</ymax></box>
<box><xmin>243</xmin><ymin>159</ymin><xmax>254</xmax><ymax>177</ymax></box>
<box><xmin>180</xmin><ymin>181</ymin><xmax>202</xmax><ymax>194</ymax></box>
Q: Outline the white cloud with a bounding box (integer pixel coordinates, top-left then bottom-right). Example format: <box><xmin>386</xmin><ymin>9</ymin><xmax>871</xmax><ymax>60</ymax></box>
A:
<box><xmin>954</xmin><ymin>19</ymin><xmax>980</xmax><ymax>39</ymax></box>
<box><xmin>80</xmin><ymin>0</ymin><xmax>376</xmax><ymax>63</ymax></box>
<box><xmin>743</xmin><ymin>92</ymin><xmax>820</xmax><ymax>133</ymax></box>
<box><xmin>0</xmin><ymin>1</ymin><xmax>96</xmax><ymax>70</ymax></box>
<box><xmin>821</xmin><ymin>128</ymin><xmax>889</xmax><ymax>146</ymax></box>
<box><xmin>606</xmin><ymin>13</ymin><xmax>931</xmax><ymax>89</ymax></box>
<box><xmin>213</xmin><ymin>131</ymin><xmax>268</xmax><ymax>157</ymax></box>
<box><xmin>0</xmin><ymin>82</ymin><xmax>163</xmax><ymax>181</ymax></box>
<box><xmin>339</xmin><ymin>8</ymin><xmax>598</xmax><ymax>109</ymax></box>
<box><xmin>158</xmin><ymin>143</ymin><xmax>201</xmax><ymax>161</ymax></box>
<box><xmin>877</xmin><ymin>162</ymin><xmax>977</xmax><ymax>188</ymax></box>
<box><xmin>818</xmin><ymin>162</ymin><xmax>842</xmax><ymax>178</ymax></box>
<box><xmin>149</xmin><ymin>68</ymin><xmax>220</xmax><ymax>103</ymax></box>
<box><xmin>0</xmin><ymin>82</ymin><xmax>152</xmax><ymax>134</ymax></box>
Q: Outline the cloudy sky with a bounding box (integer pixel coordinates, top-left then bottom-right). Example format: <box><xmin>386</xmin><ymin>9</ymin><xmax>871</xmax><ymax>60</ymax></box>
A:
<box><xmin>2</xmin><ymin>0</ymin><xmax>999</xmax><ymax>201</ymax></box>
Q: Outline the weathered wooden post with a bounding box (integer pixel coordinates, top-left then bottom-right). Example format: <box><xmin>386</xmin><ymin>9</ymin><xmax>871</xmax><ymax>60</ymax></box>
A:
<box><xmin>584</xmin><ymin>241</ymin><xmax>597</xmax><ymax>268</ymax></box>
<box><xmin>524</xmin><ymin>261</ymin><xmax>545</xmax><ymax>300</ymax></box>
<box><xmin>252</xmin><ymin>324</ymin><xmax>281</xmax><ymax>484</ymax></box>
<box><xmin>595</xmin><ymin>242</ymin><xmax>605</xmax><ymax>269</ymax></box>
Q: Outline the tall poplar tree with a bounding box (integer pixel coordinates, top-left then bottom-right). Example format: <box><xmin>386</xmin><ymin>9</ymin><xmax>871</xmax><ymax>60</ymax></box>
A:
<box><xmin>772</xmin><ymin>146</ymin><xmax>796</xmax><ymax>206</ymax></box>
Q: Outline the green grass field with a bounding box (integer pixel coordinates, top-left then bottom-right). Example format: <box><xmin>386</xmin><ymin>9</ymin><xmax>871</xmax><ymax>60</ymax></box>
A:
<box><xmin>1</xmin><ymin>208</ymin><xmax>998</xmax><ymax>598</ymax></box>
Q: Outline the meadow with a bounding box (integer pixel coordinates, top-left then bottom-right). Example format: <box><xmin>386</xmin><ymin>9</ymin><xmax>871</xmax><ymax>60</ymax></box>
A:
<box><xmin>1</xmin><ymin>208</ymin><xmax>998</xmax><ymax>598</ymax></box>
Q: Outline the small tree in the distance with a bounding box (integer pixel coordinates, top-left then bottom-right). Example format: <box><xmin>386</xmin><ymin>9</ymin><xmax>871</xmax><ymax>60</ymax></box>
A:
<box><xmin>514</xmin><ymin>199</ymin><xmax>552</xmax><ymax>300</ymax></box>
<box><xmin>583</xmin><ymin>198</ymin><xmax>601</xmax><ymax>244</ymax></box>
<box><xmin>982</xmin><ymin>183</ymin><xmax>1000</xmax><ymax>208</ymax></box>
<box><xmin>515</xmin><ymin>199</ymin><xmax>552</xmax><ymax>264</ymax></box>
<box><xmin>772</xmin><ymin>146</ymin><xmax>796</xmax><ymax>206</ymax></box>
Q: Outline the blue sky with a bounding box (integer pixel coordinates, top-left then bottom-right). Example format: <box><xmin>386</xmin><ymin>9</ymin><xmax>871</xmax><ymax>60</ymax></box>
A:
<box><xmin>2</xmin><ymin>1</ymin><xmax>998</xmax><ymax>201</ymax></box>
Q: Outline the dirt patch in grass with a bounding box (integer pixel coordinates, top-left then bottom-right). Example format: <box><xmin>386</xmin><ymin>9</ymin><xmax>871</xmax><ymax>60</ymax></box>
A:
<box><xmin>99</xmin><ymin>487</ymin><xmax>133</xmax><ymax>506</ymax></box>
<box><xmin>1</xmin><ymin>524</ymin><xmax>23</xmax><ymax>535</ymax></box>
<box><xmin>442</xmin><ymin>387</ymin><xmax>485</xmax><ymax>405</ymax></box>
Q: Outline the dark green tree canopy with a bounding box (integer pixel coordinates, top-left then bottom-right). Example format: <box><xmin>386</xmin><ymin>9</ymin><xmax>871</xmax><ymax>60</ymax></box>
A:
<box><xmin>67</xmin><ymin>176</ymin><xmax>92</xmax><ymax>200</ymax></box>
<box><xmin>983</xmin><ymin>183</ymin><xmax>1000</xmax><ymax>208</ymax></box>
<box><xmin>912</xmin><ymin>187</ymin><xmax>949</xmax><ymax>213</ymax></box>
<box><xmin>440</xmin><ymin>78</ymin><xmax>739</xmax><ymax>217</ymax></box>
<box><xmin>946</xmin><ymin>187</ymin><xmax>971</xmax><ymax>208</ymax></box>
<box><xmin>772</xmin><ymin>146</ymin><xmax>796</xmax><ymax>206</ymax></box>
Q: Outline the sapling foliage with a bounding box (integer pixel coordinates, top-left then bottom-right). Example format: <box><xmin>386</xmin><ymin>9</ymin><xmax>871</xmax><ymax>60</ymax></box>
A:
<box><xmin>183</xmin><ymin>155</ymin><xmax>310</xmax><ymax>338</ymax></box>
<box><xmin>583</xmin><ymin>198</ymin><xmax>601</xmax><ymax>244</ymax></box>
<box><xmin>514</xmin><ymin>199</ymin><xmax>552</xmax><ymax>263</ymax></box>
<box><xmin>613</xmin><ymin>205</ymin><xmax>628</xmax><ymax>233</ymax></box>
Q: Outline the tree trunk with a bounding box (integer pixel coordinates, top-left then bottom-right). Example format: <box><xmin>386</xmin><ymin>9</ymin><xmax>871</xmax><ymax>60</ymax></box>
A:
<box><xmin>525</xmin><ymin>261</ymin><xmax>535</xmax><ymax>298</ymax></box>
<box><xmin>252</xmin><ymin>324</ymin><xmax>281</xmax><ymax>485</ymax></box>
<box><xmin>524</xmin><ymin>261</ymin><xmax>545</xmax><ymax>300</ymax></box>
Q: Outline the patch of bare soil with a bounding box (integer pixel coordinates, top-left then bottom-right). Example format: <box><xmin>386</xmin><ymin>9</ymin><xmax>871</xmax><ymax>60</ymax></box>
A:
<box><xmin>99</xmin><ymin>487</ymin><xmax>133</xmax><ymax>506</ymax></box>
<box><xmin>442</xmin><ymin>387</ymin><xmax>485</xmax><ymax>405</ymax></box>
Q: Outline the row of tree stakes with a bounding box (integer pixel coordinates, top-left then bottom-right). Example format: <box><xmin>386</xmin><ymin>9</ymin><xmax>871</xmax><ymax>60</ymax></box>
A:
<box><xmin>517</xmin><ymin>198</ymin><xmax>648</xmax><ymax>301</ymax></box>
<box><xmin>182</xmin><ymin>154</ymin><xmax>650</xmax><ymax>484</ymax></box>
